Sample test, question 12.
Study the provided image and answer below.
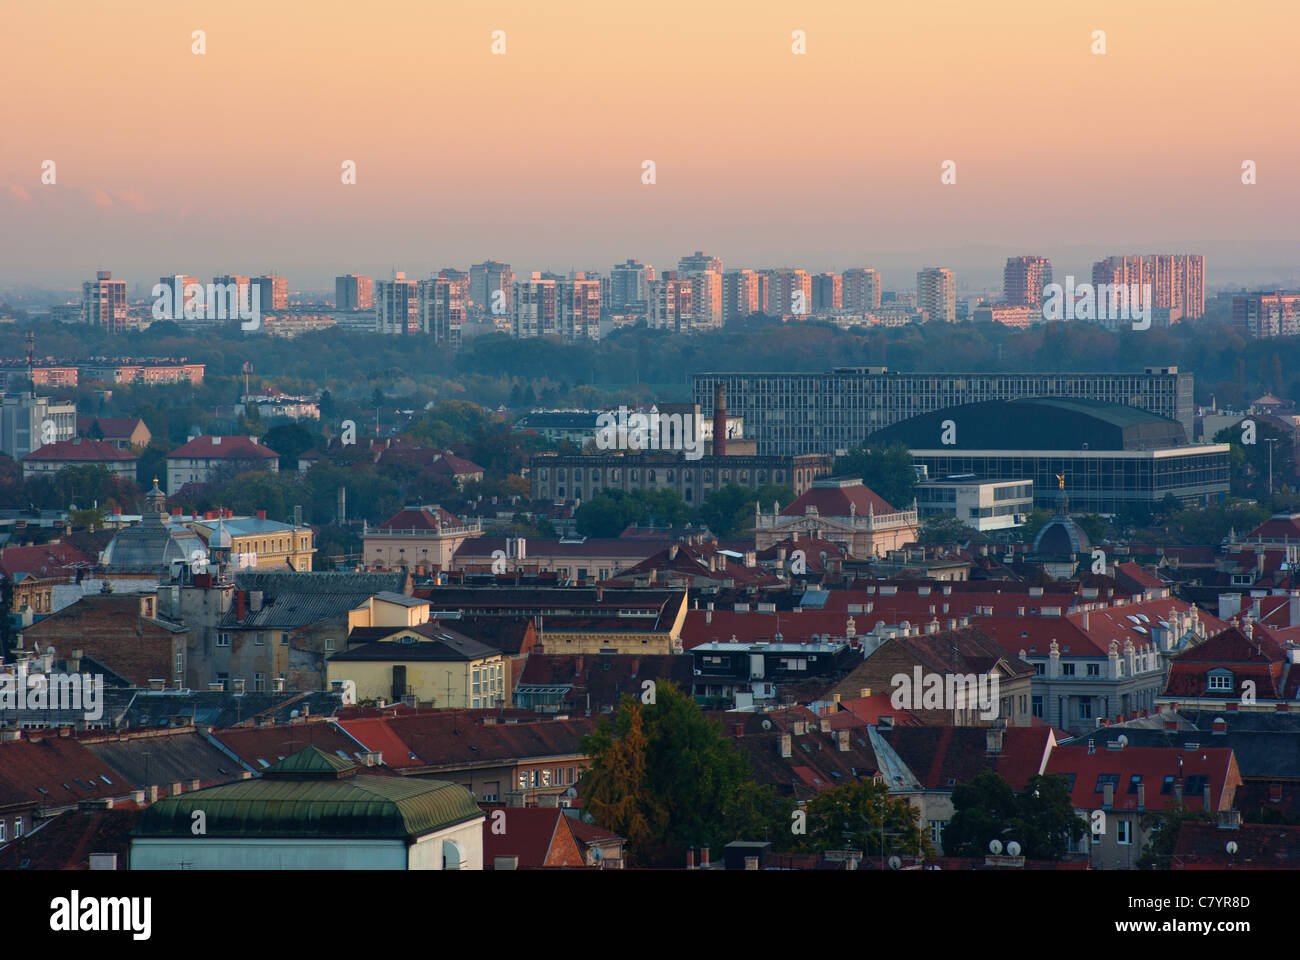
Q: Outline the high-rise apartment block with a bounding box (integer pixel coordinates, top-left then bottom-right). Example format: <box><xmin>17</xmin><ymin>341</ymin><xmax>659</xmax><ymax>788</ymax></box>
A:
<box><xmin>678</xmin><ymin>251</ymin><xmax>723</xmax><ymax>275</ymax></box>
<box><xmin>1233</xmin><ymin>292</ymin><xmax>1300</xmax><ymax>338</ymax></box>
<box><xmin>1002</xmin><ymin>256</ymin><xmax>1052</xmax><ymax>308</ymax></box>
<box><xmin>252</xmin><ymin>275</ymin><xmax>288</xmax><ymax>311</ymax></box>
<box><xmin>469</xmin><ymin>261</ymin><xmax>513</xmax><ymax>317</ymax></box>
<box><xmin>722</xmin><ymin>269</ymin><xmax>763</xmax><ymax>322</ymax></box>
<box><xmin>766</xmin><ymin>270</ymin><xmax>813</xmax><ymax>317</ymax></box>
<box><xmin>610</xmin><ymin>259</ymin><xmax>653</xmax><ymax>311</ymax></box>
<box><xmin>376</xmin><ymin>271</ymin><xmax>420</xmax><ymax>335</ymax></box>
<box><xmin>1091</xmin><ymin>254</ymin><xmax>1204</xmax><ymax>323</ymax></box>
<box><xmin>417</xmin><ymin>275</ymin><xmax>466</xmax><ymax>344</ymax></box>
<box><xmin>842</xmin><ymin>268</ymin><xmax>882</xmax><ymax>312</ymax></box>
<box><xmin>648</xmin><ymin>273</ymin><xmax>695</xmax><ymax>332</ymax></box>
<box><xmin>916</xmin><ymin>268</ymin><xmax>956</xmax><ymax>322</ymax></box>
<box><xmin>335</xmin><ymin>274</ymin><xmax>374</xmax><ymax>311</ymax></box>
<box><xmin>811</xmin><ymin>273</ymin><xmax>843</xmax><ymax>313</ymax></box>
<box><xmin>82</xmin><ymin>270</ymin><xmax>128</xmax><ymax>332</ymax></box>
<box><xmin>512</xmin><ymin>273</ymin><xmax>600</xmax><ymax>339</ymax></box>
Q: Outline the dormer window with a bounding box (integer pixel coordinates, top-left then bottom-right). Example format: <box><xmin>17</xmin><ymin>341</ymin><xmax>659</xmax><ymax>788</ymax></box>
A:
<box><xmin>1207</xmin><ymin>670</ymin><xmax>1233</xmax><ymax>692</ymax></box>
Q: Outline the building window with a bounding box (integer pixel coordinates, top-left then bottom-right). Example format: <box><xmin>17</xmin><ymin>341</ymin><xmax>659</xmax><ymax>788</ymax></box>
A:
<box><xmin>254</xmin><ymin>632</ymin><xmax>264</xmax><ymax>646</ymax></box>
<box><xmin>280</xmin><ymin>632</ymin><xmax>289</xmax><ymax>645</ymax></box>
<box><xmin>14</xmin><ymin>818</ymin><xmax>23</xmax><ymax>837</ymax></box>
<box><xmin>254</xmin><ymin>673</ymin><xmax>266</xmax><ymax>692</ymax></box>
<box><xmin>929</xmin><ymin>820</ymin><xmax>945</xmax><ymax>843</ymax></box>
<box><xmin>325</xmin><ymin>638</ymin><xmax>335</xmax><ymax>651</ymax></box>
<box><xmin>217</xmin><ymin>632</ymin><xmax>230</xmax><ymax>647</ymax></box>
<box><xmin>1078</xmin><ymin>700</ymin><xmax>1093</xmax><ymax>720</ymax></box>
<box><xmin>0</xmin><ymin>821</ymin><xmax>6</xmax><ymax>842</ymax></box>
<box><xmin>1207</xmin><ymin>673</ymin><xmax>1233</xmax><ymax>691</ymax></box>
<box><xmin>1117</xmin><ymin>821</ymin><xmax>1132</xmax><ymax>845</ymax></box>
<box><xmin>1032</xmin><ymin>695</ymin><xmax>1043</xmax><ymax>718</ymax></box>
<box><xmin>1062</xmin><ymin>663</ymin><xmax>1075</xmax><ymax>675</ymax></box>
<box><xmin>1087</xmin><ymin>663</ymin><xmax>1100</xmax><ymax>677</ymax></box>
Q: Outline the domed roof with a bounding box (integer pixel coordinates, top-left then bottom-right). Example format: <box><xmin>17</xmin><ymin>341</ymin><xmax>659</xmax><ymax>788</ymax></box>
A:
<box><xmin>102</xmin><ymin>511</ymin><xmax>208</xmax><ymax>574</ymax></box>
<box><xmin>132</xmin><ymin>746</ymin><xmax>482</xmax><ymax>840</ymax></box>
<box><xmin>1033</xmin><ymin>516</ymin><xmax>1091</xmax><ymax>556</ymax></box>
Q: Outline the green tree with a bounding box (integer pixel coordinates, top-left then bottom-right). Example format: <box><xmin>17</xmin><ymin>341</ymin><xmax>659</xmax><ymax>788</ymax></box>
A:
<box><xmin>943</xmin><ymin>771</ymin><xmax>1086</xmax><ymax>861</ymax></box>
<box><xmin>916</xmin><ymin>514</ymin><xmax>980</xmax><ymax>543</ymax></box>
<box><xmin>794</xmin><ymin>778</ymin><xmax>934</xmax><ymax>861</ymax></box>
<box><xmin>833</xmin><ymin>442</ymin><xmax>916</xmax><ymax>509</ymax></box>
<box><xmin>578</xmin><ymin>682</ymin><xmax>762</xmax><ymax>865</ymax></box>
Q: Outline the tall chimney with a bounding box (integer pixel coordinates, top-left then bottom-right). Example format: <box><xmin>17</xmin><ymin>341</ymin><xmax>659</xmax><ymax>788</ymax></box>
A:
<box><xmin>713</xmin><ymin>384</ymin><xmax>727</xmax><ymax>458</ymax></box>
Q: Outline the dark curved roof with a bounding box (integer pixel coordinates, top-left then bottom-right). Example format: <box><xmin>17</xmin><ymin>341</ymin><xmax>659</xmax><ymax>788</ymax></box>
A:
<box><xmin>873</xmin><ymin>398</ymin><xmax>1187</xmax><ymax>451</ymax></box>
<box><xmin>1034</xmin><ymin>516</ymin><xmax>1092</xmax><ymax>556</ymax></box>
<box><xmin>132</xmin><ymin>746</ymin><xmax>482</xmax><ymax>840</ymax></box>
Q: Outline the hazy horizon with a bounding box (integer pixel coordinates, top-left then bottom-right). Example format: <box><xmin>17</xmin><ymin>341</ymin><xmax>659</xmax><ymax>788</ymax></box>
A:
<box><xmin>3</xmin><ymin>0</ymin><xmax>1297</xmax><ymax>293</ymax></box>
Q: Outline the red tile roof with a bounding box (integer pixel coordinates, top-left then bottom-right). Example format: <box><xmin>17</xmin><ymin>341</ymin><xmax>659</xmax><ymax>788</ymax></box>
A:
<box><xmin>379</xmin><ymin>506</ymin><xmax>461</xmax><ymax>529</ymax></box>
<box><xmin>1044</xmin><ymin>744</ymin><xmax>1238</xmax><ymax>812</ymax></box>
<box><xmin>0</xmin><ymin>542</ymin><xmax>95</xmax><ymax>578</ymax></box>
<box><xmin>1244</xmin><ymin>514</ymin><xmax>1300</xmax><ymax>543</ymax></box>
<box><xmin>781</xmin><ymin>480</ymin><xmax>899</xmax><ymax>517</ymax></box>
<box><xmin>167</xmin><ymin>435</ymin><xmax>279</xmax><ymax>460</ymax></box>
<box><xmin>884</xmin><ymin>725</ymin><xmax>1054</xmax><ymax>792</ymax></box>
<box><xmin>0</xmin><ymin>735</ymin><xmax>125</xmax><ymax>810</ymax></box>
<box><xmin>482</xmin><ymin>806</ymin><xmax>584</xmax><ymax>868</ymax></box>
<box><xmin>22</xmin><ymin>438</ymin><xmax>135</xmax><ymax>462</ymax></box>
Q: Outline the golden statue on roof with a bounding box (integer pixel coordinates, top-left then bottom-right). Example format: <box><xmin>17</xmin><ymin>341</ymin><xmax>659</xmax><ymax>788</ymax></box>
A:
<box><xmin>1056</xmin><ymin>472</ymin><xmax>1065</xmax><ymax>490</ymax></box>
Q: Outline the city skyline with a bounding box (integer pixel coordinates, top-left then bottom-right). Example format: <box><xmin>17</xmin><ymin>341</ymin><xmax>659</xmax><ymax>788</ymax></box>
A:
<box><xmin>2</xmin><ymin>0</ymin><xmax>1298</xmax><ymax>289</ymax></box>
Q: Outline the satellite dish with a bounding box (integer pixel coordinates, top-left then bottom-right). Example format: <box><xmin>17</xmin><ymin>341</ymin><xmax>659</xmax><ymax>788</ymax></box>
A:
<box><xmin>565</xmin><ymin>786</ymin><xmax>577</xmax><ymax>798</ymax></box>
<box><xmin>1226</xmin><ymin>841</ymin><xmax>1238</xmax><ymax>855</ymax></box>
<box><xmin>1006</xmin><ymin>841</ymin><xmax>1021</xmax><ymax>857</ymax></box>
<box><xmin>888</xmin><ymin>855</ymin><xmax>901</xmax><ymax>870</ymax></box>
<box><xmin>761</xmin><ymin>719</ymin><xmax>773</xmax><ymax>730</ymax></box>
<box><xmin>988</xmin><ymin>839</ymin><xmax>1003</xmax><ymax>855</ymax></box>
<box><xmin>591</xmin><ymin>846</ymin><xmax>603</xmax><ymax>862</ymax></box>
<box><xmin>1117</xmin><ymin>734</ymin><xmax>1128</xmax><ymax>747</ymax></box>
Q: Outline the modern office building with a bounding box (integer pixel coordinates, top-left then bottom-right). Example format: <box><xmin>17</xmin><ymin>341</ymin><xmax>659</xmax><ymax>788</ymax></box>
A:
<box><xmin>1232</xmin><ymin>291</ymin><xmax>1300</xmax><ymax>338</ymax></box>
<box><xmin>335</xmin><ymin>274</ymin><xmax>375</xmax><ymax>311</ymax></box>
<box><xmin>916</xmin><ymin>477</ymin><xmax>1034</xmax><ymax>531</ymax></box>
<box><xmin>916</xmin><ymin>268</ymin><xmax>956</xmax><ymax>322</ymax></box>
<box><xmin>81</xmin><ymin>270</ymin><xmax>128</xmax><ymax>332</ymax></box>
<box><xmin>376</xmin><ymin>271</ymin><xmax>420</xmax><ymax>335</ymax></box>
<box><xmin>693</xmin><ymin>365</ymin><xmax>1196</xmax><ymax>457</ymax></box>
<box><xmin>1002</xmin><ymin>256</ymin><xmax>1052</xmax><ymax>308</ymax></box>
<box><xmin>872</xmin><ymin>398</ymin><xmax>1229</xmax><ymax>514</ymax></box>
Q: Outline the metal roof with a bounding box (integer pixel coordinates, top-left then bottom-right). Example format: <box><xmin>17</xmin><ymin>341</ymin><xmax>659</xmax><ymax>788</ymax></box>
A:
<box><xmin>132</xmin><ymin>747</ymin><xmax>482</xmax><ymax>840</ymax></box>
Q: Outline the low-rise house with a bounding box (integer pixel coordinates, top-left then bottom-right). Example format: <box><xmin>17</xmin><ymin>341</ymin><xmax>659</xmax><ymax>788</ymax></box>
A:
<box><xmin>21</xmin><ymin>437</ymin><xmax>137</xmax><ymax>480</ymax></box>
<box><xmin>1044</xmin><ymin>743</ymin><xmax>1242</xmax><ymax>869</ymax></box>
<box><xmin>329</xmin><ymin>622</ymin><xmax>506</xmax><ymax>709</ymax></box>
<box><xmin>514</xmin><ymin>653</ymin><xmax>693</xmax><ymax>713</ymax></box>
<box><xmin>77</xmin><ymin>416</ymin><xmax>151</xmax><ymax>451</ymax></box>
<box><xmin>364</xmin><ymin>505</ymin><xmax>483</xmax><ymax>573</ymax></box>
<box><xmin>165</xmin><ymin>435</ymin><xmax>279</xmax><ymax>490</ymax></box>
<box><xmin>1158</xmin><ymin>620</ymin><xmax>1300</xmax><ymax>713</ymax></box>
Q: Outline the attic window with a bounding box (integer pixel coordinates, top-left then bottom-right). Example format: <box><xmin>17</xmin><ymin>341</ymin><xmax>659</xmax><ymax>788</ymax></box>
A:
<box><xmin>1095</xmin><ymin>773</ymin><xmax>1120</xmax><ymax>793</ymax></box>
<box><xmin>100</xmin><ymin>775</ymin><xmax>112</xmax><ymax>785</ymax></box>
<box><xmin>257</xmin><ymin>758</ymin><xmax>270</xmax><ymax>768</ymax></box>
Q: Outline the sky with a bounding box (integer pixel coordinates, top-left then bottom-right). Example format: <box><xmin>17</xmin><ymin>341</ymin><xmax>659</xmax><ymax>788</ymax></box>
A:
<box><xmin>2</xmin><ymin>0</ymin><xmax>1297</xmax><ymax>294</ymax></box>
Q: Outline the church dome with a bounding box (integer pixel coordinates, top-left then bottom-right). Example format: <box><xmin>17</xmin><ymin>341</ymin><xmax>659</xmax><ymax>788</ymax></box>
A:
<box><xmin>1033</xmin><ymin>516</ymin><xmax>1091</xmax><ymax>556</ymax></box>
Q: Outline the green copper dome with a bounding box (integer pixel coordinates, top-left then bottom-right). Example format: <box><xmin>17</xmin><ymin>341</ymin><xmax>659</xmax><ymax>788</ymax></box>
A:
<box><xmin>133</xmin><ymin>746</ymin><xmax>482</xmax><ymax>840</ymax></box>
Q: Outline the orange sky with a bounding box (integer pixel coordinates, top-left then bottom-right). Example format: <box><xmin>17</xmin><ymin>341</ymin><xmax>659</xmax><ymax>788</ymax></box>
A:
<box><xmin>2</xmin><ymin>0</ymin><xmax>1297</xmax><ymax>290</ymax></box>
